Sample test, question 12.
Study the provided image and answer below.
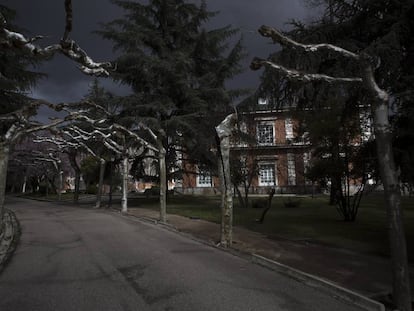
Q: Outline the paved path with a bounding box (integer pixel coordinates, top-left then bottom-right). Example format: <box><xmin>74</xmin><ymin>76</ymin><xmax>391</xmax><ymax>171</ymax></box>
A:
<box><xmin>0</xmin><ymin>197</ymin><xmax>364</xmax><ymax>311</ymax></box>
<box><xmin>126</xmin><ymin>205</ymin><xmax>414</xmax><ymax>303</ymax></box>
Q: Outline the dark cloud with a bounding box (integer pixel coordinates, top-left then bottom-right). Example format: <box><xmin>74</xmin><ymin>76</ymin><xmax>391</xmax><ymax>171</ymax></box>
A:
<box><xmin>3</xmin><ymin>0</ymin><xmax>318</xmax><ymax>106</ymax></box>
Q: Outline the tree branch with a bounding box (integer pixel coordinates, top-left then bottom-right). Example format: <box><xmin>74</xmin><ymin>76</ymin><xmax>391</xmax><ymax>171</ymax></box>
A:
<box><xmin>258</xmin><ymin>25</ymin><xmax>360</xmax><ymax>60</ymax></box>
<box><xmin>0</xmin><ymin>0</ymin><xmax>113</xmax><ymax>77</ymax></box>
<box><xmin>251</xmin><ymin>57</ymin><xmax>362</xmax><ymax>84</ymax></box>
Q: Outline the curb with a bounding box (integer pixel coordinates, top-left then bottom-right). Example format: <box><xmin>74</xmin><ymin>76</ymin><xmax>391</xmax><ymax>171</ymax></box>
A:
<box><xmin>252</xmin><ymin>254</ymin><xmax>385</xmax><ymax>311</ymax></box>
<box><xmin>111</xmin><ymin>211</ymin><xmax>386</xmax><ymax>311</ymax></box>
<box><xmin>0</xmin><ymin>209</ymin><xmax>21</xmax><ymax>274</ymax></box>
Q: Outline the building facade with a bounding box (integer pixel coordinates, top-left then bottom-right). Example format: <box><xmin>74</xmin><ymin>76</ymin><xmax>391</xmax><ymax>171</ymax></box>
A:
<box><xmin>179</xmin><ymin>98</ymin><xmax>314</xmax><ymax>195</ymax></box>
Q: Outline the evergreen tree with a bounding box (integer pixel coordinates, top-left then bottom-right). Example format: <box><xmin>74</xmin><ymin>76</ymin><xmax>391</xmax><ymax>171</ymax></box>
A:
<box><xmin>0</xmin><ymin>5</ymin><xmax>44</xmax><ymax>135</ymax></box>
<box><xmin>98</xmin><ymin>0</ymin><xmax>244</xmax><ymax>219</ymax></box>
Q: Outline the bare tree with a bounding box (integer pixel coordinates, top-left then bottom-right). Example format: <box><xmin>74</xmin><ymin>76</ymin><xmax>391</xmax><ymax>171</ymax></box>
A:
<box><xmin>0</xmin><ymin>0</ymin><xmax>113</xmax><ymax>234</ymax></box>
<box><xmin>251</xmin><ymin>25</ymin><xmax>411</xmax><ymax>311</ymax></box>
<box><xmin>34</xmin><ymin>107</ymin><xmax>158</xmax><ymax>213</ymax></box>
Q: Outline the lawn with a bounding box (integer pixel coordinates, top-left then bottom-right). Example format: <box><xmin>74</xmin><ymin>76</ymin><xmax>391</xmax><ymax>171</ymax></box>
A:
<box><xmin>130</xmin><ymin>193</ymin><xmax>414</xmax><ymax>262</ymax></box>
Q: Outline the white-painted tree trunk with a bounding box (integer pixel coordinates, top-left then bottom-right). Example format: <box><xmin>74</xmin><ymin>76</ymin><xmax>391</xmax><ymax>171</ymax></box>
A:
<box><xmin>121</xmin><ymin>156</ymin><xmax>128</xmax><ymax>214</ymax></box>
<box><xmin>0</xmin><ymin>143</ymin><xmax>10</xmax><ymax>235</ymax></box>
<box><xmin>22</xmin><ymin>175</ymin><xmax>27</xmax><ymax>193</ymax></box>
<box><xmin>95</xmin><ymin>158</ymin><xmax>106</xmax><ymax>208</ymax></box>
<box><xmin>158</xmin><ymin>137</ymin><xmax>167</xmax><ymax>223</ymax></box>
<box><xmin>362</xmin><ymin>63</ymin><xmax>412</xmax><ymax>311</ymax></box>
<box><xmin>216</xmin><ymin>113</ymin><xmax>236</xmax><ymax>248</ymax></box>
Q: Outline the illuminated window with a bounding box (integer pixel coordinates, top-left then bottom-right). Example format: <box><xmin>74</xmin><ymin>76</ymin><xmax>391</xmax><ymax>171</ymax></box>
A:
<box><xmin>287</xmin><ymin>153</ymin><xmax>296</xmax><ymax>185</ymax></box>
<box><xmin>259</xmin><ymin>164</ymin><xmax>276</xmax><ymax>186</ymax></box>
<box><xmin>285</xmin><ymin>118</ymin><xmax>294</xmax><ymax>139</ymax></box>
<box><xmin>257</xmin><ymin>123</ymin><xmax>274</xmax><ymax>145</ymax></box>
<box><xmin>197</xmin><ymin>170</ymin><xmax>212</xmax><ymax>187</ymax></box>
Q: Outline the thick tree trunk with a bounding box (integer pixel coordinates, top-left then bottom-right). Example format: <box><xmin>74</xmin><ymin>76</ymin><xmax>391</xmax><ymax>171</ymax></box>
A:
<box><xmin>363</xmin><ymin>63</ymin><xmax>412</xmax><ymax>311</ymax></box>
<box><xmin>121</xmin><ymin>156</ymin><xmax>128</xmax><ymax>214</ymax></box>
<box><xmin>373</xmin><ymin>106</ymin><xmax>412</xmax><ymax>310</ymax></box>
<box><xmin>0</xmin><ymin>143</ymin><xmax>10</xmax><ymax>235</ymax></box>
<box><xmin>95</xmin><ymin>158</ymin><xmax>106</xmax><ymax>208</ymax></box>
<box><xmin>158</xmin><ymin>137</ymin><xmax>167</xmax><ymax>223</ymax></box>
<box><xmin>216</xmin><ymin>113</ymin><xmax>236</xmax><ymax>248</ymax></box>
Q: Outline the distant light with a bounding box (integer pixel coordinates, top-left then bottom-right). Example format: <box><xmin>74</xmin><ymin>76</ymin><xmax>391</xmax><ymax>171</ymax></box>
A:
<box><xmin>258</xmin><ymin>98</ymin><xmax>268</xmax><ymax>105</ymax></box>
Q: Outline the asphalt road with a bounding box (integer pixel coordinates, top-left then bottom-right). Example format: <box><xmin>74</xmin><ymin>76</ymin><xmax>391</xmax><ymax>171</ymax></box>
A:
<box><xmin>0</xmin><ymin>197</ymin><xmax>364</xmax><ymax>311</ymax></box>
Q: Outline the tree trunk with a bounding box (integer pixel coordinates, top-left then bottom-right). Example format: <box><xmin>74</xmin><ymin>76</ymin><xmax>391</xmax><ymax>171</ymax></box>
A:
<box><xmin>74</xmin><ymin>171</ymin><xmax>80</xmax><ymax>203</ymax></box>
<box><xmin>121</xmin><ymin>156</ymin><xmax>128</xmax><ymax>214</ymax></box>
<box><xmin>68</xmin><ymin>152</ymin><xmax>81</xmax><ymax>204</ymax></box>
<box><xmin>158</xmin><ymin>137</ymin><xmax>167</xmax><ymax>223</ymax></box>
<box><xmin>0</xmin><ymin>143</ymin><xmax>10</xmax><ymax>235</ymax></box>
<box><xmin>58</xmin><ymin>170</ymin><xmax>63</xmax><ymax>201</ymax></box>
<box><xmin>216</xmin><ymin>113</ymin><xmax>236</xmax><ymax>248</ymax></box>
<box><xmin>95</xmin><ymin>158</ymin><xmax>106</xmax><ymax>208</ymax></box>
<box><xmin>108</xmin><ymin>160</ymin><xmax>113</xmax><ymax>208</ymax></box>
<box><xmin>234</xmin><ymin>184</ymin><xmax>246</xmax><ymax>208</ymax></box>
<box><xmin>257</xmin><ymin>188</ymin><xmax>276</xmax><ymax>224</ymax></box>
<box><xmin>22</xmin><ymin>174</ymin><xmax>27</xmax><ymax>193</ymax></box>
<box><xmin>217</xmin><ymin>148</ymin><xmax>225</xmax><ymax>211</ymax></box>
<box><xmin>363</xmin><ymin>62</ymin><xmax>412</xmax><ymax>311</ymax></box>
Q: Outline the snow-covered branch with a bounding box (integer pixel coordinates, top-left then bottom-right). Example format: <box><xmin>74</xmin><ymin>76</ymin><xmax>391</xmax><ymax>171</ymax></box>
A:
<box><xmin>250</xmin><ymin>57</ymin><xmax>362</xmax><ymax>84</ymax></box>
<box><xmin>257</xmin><ymin>25</ymin><xmax>360</xmax><ymax>60</ymax></box>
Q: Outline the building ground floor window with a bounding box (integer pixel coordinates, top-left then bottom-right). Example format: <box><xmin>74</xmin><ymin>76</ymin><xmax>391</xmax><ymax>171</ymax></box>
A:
<box><xmin>258</xmin><ymin>163</ymin><xmax>276</xmax><ymax>186</ymax></box>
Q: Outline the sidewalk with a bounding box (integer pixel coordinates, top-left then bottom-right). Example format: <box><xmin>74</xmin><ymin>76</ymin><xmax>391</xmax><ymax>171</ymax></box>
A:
<box><xmin>126</xmin><ymin>206</ymin><xmax>414</xmax><ymax>310</ymax></box>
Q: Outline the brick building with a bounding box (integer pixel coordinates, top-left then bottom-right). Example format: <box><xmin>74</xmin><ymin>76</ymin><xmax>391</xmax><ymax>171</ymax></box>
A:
<box><xmin>179</xmin><ymin>98</ymin><xmax>314</xmax><ymax>195</ymax></box>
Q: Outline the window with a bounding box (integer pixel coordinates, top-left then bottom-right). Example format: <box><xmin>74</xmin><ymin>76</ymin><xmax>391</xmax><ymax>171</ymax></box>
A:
<box><xmin>285</xmin><ymin>118</ymin><xmax>294</xmax><ymax>140</ymax></box>
<box><xmin>303</xmin><ymin>152</ymin><xmax>310</xmax><ymax>173</ymax></box>
<box><xmin>287</xmin><ymin>153</ymin><xmax>296</xmax><ymax>186</ymax></box>
<box><xmin>359</xmin><ymin>111</ymin><xmax>373</xmax><ymax>142</ymax></box>
<box><xmin>257</xmin><ymin>123</ymin><xmax>274</xmax><ymax>145</ymax></box>
<box><xmin>303</xmin><ymin>152</ymin><xmax>312</xmax><ymax>185</ymax></box>
<box><xmin>259</xmin><ymin>164</ymin><xmax>276</xmax><ymax>186</ymax></box>
<box><xmin>197</xmin><ymin>170</ymin><xmax>212</xmax><ymax>187</ymax></box>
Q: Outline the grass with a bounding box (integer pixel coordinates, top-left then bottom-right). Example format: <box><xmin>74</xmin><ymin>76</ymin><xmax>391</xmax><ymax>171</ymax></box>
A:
<box><xmin>21</xmin><ymin>190</ymin><xmax>413</xmax><ymax>261</ymax></box>
<box><xmin>129</xmin><ymin>193</ymin><xmax>414</xmax><ymax>262</ymax></box>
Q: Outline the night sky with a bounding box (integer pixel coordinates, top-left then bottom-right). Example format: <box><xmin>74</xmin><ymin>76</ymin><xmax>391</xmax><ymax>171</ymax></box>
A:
<box><xmin>2</xmin><ymin>0</ymin><xmax>317</xmax><ymax>107</ymax></box>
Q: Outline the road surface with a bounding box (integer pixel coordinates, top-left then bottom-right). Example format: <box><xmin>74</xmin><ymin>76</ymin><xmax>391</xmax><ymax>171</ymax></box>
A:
<box><xmin>0</xmin><ymin>197</ymin><xmax>364</xmax><ymax>311</ymax></box>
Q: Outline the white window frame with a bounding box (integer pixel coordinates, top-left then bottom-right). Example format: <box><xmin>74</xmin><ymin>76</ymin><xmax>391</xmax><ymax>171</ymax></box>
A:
<box><xmin>196</xmin><ymin>169</ymin><xmax>212</xmax><ymax>187</ymax></box>
<box><xmin>287</xmin><ymin>153</ymin><xmax>296</xmax><ymax>186</ymax></box>
<box><xmin>258</xmin><ymin>163</ymin><xmax>276</xmax><ymax>186</ymax></box>
<box><xmin>285</xmin><ymin>118</ymin><xmax>294</xmax><ymax>140</ymax></box>
<box><xmin>257</xmin><ymin>122</ymin><xmax>274</xmax><ymax>146</ymax></box>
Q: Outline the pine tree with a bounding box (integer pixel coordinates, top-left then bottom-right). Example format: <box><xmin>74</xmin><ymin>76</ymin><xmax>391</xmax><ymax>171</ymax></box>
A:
<box><xmin>98</xmin><ymin>0</ymin><xmax>244</xmax><ymax>220</ymax></box>
<box><xmin>0</xmin><ymin>5</ymin><xmax>44</xmax><ymax>135</ymax></box>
